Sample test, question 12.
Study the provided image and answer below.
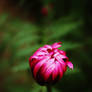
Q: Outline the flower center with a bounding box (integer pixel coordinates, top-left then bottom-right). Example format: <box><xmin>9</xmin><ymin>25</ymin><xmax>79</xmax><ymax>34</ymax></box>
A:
<box><xmin>47</xmin><ymin>49</ymin><xmax>55</xmax><ymax>58</ymax></box>
<box><xmin>47</xmin><ymin>49</ymin><xmax>52</xmax><ymax>53</ymax></box>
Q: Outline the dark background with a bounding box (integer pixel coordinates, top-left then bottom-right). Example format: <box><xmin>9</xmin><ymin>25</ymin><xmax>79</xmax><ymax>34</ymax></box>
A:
<box><xmin>0</xmin><ymin>0</ymin><xmax>92</xmax><ymax>92</ymax></box>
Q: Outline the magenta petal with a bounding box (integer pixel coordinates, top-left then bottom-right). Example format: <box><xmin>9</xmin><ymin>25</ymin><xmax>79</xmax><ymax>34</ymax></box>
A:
<box><xmin>56</xmin><ymin>62</ymin><xmax>63</xmax><ymax>79</ymax></box>
<box><xmin>59</xmin><ymin>50</ymin><xmax>66</xmax><ymax>55</ymax></box>
<box><xmin>30</xmin><ymin>59</ymin><xmax>38</xmax><ymax>69</ymax></box>
<box><xmin>33</xmin><ymin>56</ymin><xmax>50</xmax><ymax>77</ymax></box>
<box><xmin>58</xmin><ymin>66</ymin><xmax>63</xmax><ymax>79</ymax></box>
<box><xmin>52</xmin><ymin>62</ymin><xmax>59</xmax><ymax>80</ymax></box>
<box><xmin>41</xmin><ymin>58</ymin><xmax>55</xmax><ymax>74</ymax></box>
<box><xmin>44</xmin><ymin>45</ymin><xmax>52</xmax><ymax>49</ymax></box>
<box><xmin>39</xmin><ymin>47</ymin><xmax>46</xmax><ymax>51</ymax></box>
<box><xmin>67</xmin><ymin>61</ymin><xmax>73</xmax><ymax>70</ymax></box>
<box><xmin>60</xmin><ymin>62</ymin><xmax>67</xmax><ymax>72</ymax></box>
<box><xmin>54</xmin><ymin>53</ymin><xmax>65</xmax><ymax>64</ymax></box>
<box><xmin>29</xmin><ymin>56</ymin><xmax>32</xmax><ymax>62</ymax></box>
<box><xmin>41</xmin><ymin>59</ymin><xmax>55</xmax><ymax>80</ymax></box>
<box><xmin>36</xmin><ymin>51</ymin><xmax>46</xmax><ymax>56</ymax></box>
<box><xmin>52</xmin><ymin>42</ymin><xmax>62</xmax><ymax>49</ymax></box>
<box><xmin>54</xmin><ymin>52</ymin><xmax>67</xmax><ymax>59</ymax></box>
<box><xmin>31</xmin><ymin>55</ymin><xmax>38</xmax><ymax>59</ymax></box>
<box><xmin>39</xmin><ymin>47</ymin><xmax>48</xmax><ymax>52</ymax></box>
<box><xmin>44</xmin><ymin>64</ymin><xmax>55</xmax><ymax>80</ymax></box>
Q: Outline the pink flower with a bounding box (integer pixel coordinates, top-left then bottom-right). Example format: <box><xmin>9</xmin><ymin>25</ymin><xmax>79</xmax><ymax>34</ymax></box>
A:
<box><xmin>29</xmin><ymin>42</ymin><xmax>73</xmax><ymax>85</ymax></box>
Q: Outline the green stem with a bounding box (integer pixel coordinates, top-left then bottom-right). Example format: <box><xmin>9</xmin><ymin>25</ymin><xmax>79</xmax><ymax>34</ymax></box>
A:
<box><xmin>47</xmin><ymin>85</ymin><xmax>52</xmax><ymax>92</ymax></box>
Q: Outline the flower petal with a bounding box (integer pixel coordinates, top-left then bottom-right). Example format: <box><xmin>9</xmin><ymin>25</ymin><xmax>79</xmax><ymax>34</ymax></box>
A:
<box><xmin>67</xmin><ymin>61</ymin><xmax>73</xmax><ymax>70</ymax></box>
<box><xmin>30</xmin><ymin>58</ymin><xmax>38</xmax><ymax>69</ymax></box>
<box><xmin>41</xmin><ymin>58</ymin><xmax>55</xmax><ymax>74</ymax></box>
<box><xmin>44</xmin><ymin>45</ymin><xmax>52</xmax><ymax>49</ymax></box>
<box><xmin>58</xmin><ymin>63</ymin><xmax>63</xmax><ymax>79</ymax></box>
<box><xmin>41</xmin><ymin>59</ymin><xmax>55</xmax><ymax>80</ymax></box>
<box><xmin>33</xmin><ymin>56</ymin><xmax>50</xmax><ymax>78</ymax></box>
<box><xmin>52</xmin><ymin>62</ymin><xmax>59</xmax><ymax>80</ymax></box>
<box><xmin>44</xmin><ymin>64</ymin><xmax>55</xmax><ymax>81</ymax></box>
<box><xmin>59</xmin><ymin>50</ymin><xmax>66</xmax><ymax>55</ymax></box>
<box><xmin>54</xmin><ymin>53</ymin><xmax>66</xmax><ymax>64</ymax></box>
<box><xmin>52</xmin><ymin>42</ymin><xmax>62</xmax><ymax>49</ymax></box>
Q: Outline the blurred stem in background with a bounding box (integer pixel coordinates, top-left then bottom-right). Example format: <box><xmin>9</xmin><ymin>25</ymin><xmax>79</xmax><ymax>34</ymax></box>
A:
<box><xmin>47</xmin><ymin>85</ymin><xmax>52</xmax><ymax>92</ymax></box>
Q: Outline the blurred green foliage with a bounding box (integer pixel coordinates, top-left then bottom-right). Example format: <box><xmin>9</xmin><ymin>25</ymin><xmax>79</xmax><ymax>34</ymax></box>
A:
<box><xmin>0</xmin><ymin>0</ymin><xmax>92</xmax><ymax>92</ymax></box>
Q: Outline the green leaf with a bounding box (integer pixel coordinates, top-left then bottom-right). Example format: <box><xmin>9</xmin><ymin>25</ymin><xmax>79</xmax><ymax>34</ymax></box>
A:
<box><xmin>59</xmin><ymin>42</ymin><xmax>82</xmax><ymax>51</ymax></box>
<box><xmin>0</xmin><ymin>13</ymin><xmax>9</xmax><ymax>25</ymax></box>
<box><xmin>12</xmin><ymin>62</ymin><xmax>29</xmax><ymax>72</ymax></box>
<box><xmin>15</xmin><ymin>45</ymin><xmax>41</xmax><ymax>58</ymax></box>
<box><xmin>44</xmin><ymin>20</ymin><xmax>82</xmax><ymax>41</ymax></box>
<box><xmin>14</xmin><ymin>35</ymin><xmax>39</xmax><ymax>46</ymax></box>
<box><xmin>8</xmin><ymin>19</ymin><xmax>38</xmax><ymax>32</ymax></box>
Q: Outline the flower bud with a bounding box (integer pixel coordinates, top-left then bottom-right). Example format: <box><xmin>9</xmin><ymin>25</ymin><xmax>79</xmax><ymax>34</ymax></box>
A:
<box><xmin>29</xmin><ymin>42</ymin><xmax>73</xmax><ymax>85</ymax></box>
<box><xmin>41</xmin><ymin>7</ymin><xmax>48</xmax><ymax>16</ymax></box>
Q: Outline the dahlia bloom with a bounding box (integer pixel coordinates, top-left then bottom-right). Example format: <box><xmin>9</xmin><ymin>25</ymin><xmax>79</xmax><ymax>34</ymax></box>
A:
<box><xmin>29</xmin><ymin>42</ymin><xmax>73</xmax><ymax>85</ymax></box>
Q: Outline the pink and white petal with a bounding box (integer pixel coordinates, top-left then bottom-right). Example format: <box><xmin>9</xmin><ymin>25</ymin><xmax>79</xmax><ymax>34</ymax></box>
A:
<box><xmin>33</xmin><ymin>48</ymin><xmax>46</xmax><ymax>56</ymax></box>
<box><xmin>67</xmin><ymin>61</ymin><xmax>73</xmax><ymax>70</ymax></box>
<box><xmin>57</xmin><ymin>63</ymin><xmax>63</xmax><ymax>79</ymax></box>
<box><xmin>52</xmin><ymin>42</ymin><xmax>62</xmax><ymax>49</ymax></box>
<box><xmin>40</xmin><ymin>58</ymin><xmax>55</xmax><ymax>75</ymax></box>
<box><xmin>31</xmin><ymin>55</ymin><xmax>39</xmax><ymax>59</ymax></box>
<box><xmin>38</xmin><ymin>47</ymin><xmax>45</xmax><ymax>51</ymax></box>
<box><xmin>44</xmin><ymin>45</ymin><xmax>52</xmax><ymax>49</ymax></box>
<box><xmin>54</xmin><ymin>52</ymin><xmax>67</xmax><ymax>59</ymax></box>
<box><xmin>36</xmin><ymin>51</ymin><xmax>46</xmax><ymax>56</ymax></box>
<box><xmin>54</xmin><ymin>53</ymin><xmax>65</xmax><ymax>64</ymax></box>
<box><xmin>33</xmin><ymin>56</ymin><xmax>50</xmax><ymax>78</ymax></box>
<box><xmin>59</xmin><ymin>50</ymin><xmax>66</xmax><ymax>55</ymax></box>
<box><xmin>39</xmin><ymin>47</ymin><xmax>48</xmax><ymax>52</ymax></box>
<box><xmin>43</xmin><ymin>64</ymin><xmax>55</xmax><ymax>81</ymax></box>
<box><xmin>53</xmin><ymin>49</ymin><xmax>58</xmax><ymax>53</ymax></box>
<box><xmin>52</xmin><ymin>62</ymin><xmax>59</xmax><ymax>80</ymax></box>
<box><xmin>57</xmin><ymin>60</ymin><xmax>66</xmax><ymax>72</ymax></box>
<box><xmin>53</xmin><ymin>52</ymin><xmax>59</xmax><ymax>57</ymax></box>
